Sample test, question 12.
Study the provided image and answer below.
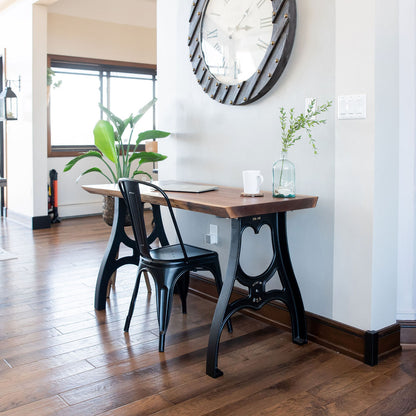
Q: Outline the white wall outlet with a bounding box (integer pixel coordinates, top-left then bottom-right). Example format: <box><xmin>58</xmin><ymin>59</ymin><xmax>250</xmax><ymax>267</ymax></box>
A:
<box><xmin>205</xmin><ymin>224</ymin><xmax>218</xmax><ymax>245</ymax></box>
<box><xmin>305</xmin><ymin>97</ymin><xmax>317</xmax><ymax>119</ymax></box>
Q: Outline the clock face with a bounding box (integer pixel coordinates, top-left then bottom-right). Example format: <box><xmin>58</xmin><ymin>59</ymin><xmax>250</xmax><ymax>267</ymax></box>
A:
<box><xmin>201</xmin><ymin>0</ymin><xmax>274</xmax><ymax>85</ymax></box>
<box><xmin>188</xmin><ymin>0</ymin><xmax>297</xmax><ymax>105</ymax></box>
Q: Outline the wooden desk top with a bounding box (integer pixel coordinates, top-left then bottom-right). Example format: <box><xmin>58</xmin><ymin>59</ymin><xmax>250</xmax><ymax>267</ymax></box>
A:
<box><xmin>82</xmin><ymin>183</ymin><xmax>318</xmax><ymax>219</ymax></box>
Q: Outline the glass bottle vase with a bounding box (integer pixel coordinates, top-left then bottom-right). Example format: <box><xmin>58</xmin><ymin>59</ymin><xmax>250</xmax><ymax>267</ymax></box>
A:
<box><xmin>272</xmin><ymin>151</ymin><xmax>296</xmax><ymax>198</ymax></box>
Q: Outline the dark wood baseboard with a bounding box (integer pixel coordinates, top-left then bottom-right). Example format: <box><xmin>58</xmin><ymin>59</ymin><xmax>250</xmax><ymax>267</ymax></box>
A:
<box><xmin>32</xmin><ymin>215</ymin><xmax>51</xmax><ymax>229</ymax></box>
<box><xmin>398</xmin><ymin>320</ymin><xmax>416</xmax><ymax>344</ymax></box>
<box><xmin>189</xmin><ymin>273</ymin><xmax>401</xmax><ymax>365</ymax></box>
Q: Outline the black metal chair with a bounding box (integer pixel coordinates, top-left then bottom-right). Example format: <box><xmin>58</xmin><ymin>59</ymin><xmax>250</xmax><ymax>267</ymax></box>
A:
<box><xmin>118</xmin><ymin>178</ymin><xmax>232</xmax><ymax>352</ymax></box>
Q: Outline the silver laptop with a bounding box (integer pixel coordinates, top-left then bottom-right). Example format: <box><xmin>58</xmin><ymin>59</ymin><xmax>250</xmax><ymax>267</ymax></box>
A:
<box><xmin>153</xmin><ymin>180</ymin><xmax>218</xmax><ymax>193</ymax></box>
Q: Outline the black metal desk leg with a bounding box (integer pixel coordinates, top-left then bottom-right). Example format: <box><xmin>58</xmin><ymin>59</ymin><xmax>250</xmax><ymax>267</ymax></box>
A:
<box><xmin>94</xmin><ymin>197</ymin><xmax>138</xmax><ymax>310</ymax></box>
<box><xmin>206</xmin><ymin>218</ymin><xmax>241</xmax><ymax>378</ymax></box>
<box><xmin>276</xmin><ymin>212</ymin><xmax>307</xmax><ymax>344</ymax></box>
<box><xmin>206</xmin><ymin>212</ymin><xmax>308</xmax><ymax>378</ymax></box>
<box><xmin>94</xmin><ymin>201</ymin><xmax>169</xmax><ymax>310</ymax></box>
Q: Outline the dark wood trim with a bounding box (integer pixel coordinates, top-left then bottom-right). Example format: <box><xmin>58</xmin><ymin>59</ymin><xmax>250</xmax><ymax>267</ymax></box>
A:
<box><xmin>32</xmin><ymin>215</ymin><xmax>51</xmax><ymax>230</ymax></box>
<box><xmin>189</xmin><ymin>273</ymin><xmax>402</xmax><ymax>364</ymax></box>
<box><xmin>48</xmin><ymin>54</ymin><xmax>157</xmax><ymax>71</ymax></box>
<box><xmin>398</xmin><ymin>320</ymin><xmax>416</xmax><ymax>344</ymax></box>
<box><xmin>364</xmin><ymin>330</ymin><xmax>379</xmax><ymax>365</ymax></box>
<box><xmin>47</xmin><ymin>54</ymin><xmax>157</xmax><ymax>158</ymax></box>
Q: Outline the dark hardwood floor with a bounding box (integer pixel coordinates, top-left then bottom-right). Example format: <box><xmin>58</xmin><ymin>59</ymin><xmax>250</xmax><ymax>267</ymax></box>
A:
<box><xmin>0</xmin><ymin>215</ymin><xmax>415</xmax><ymax>415</ymax></box>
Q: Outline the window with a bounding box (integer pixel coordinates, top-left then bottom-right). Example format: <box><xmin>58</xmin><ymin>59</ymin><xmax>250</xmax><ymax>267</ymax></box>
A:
<box><xmin>47</xmin><ymin>55</ymin><xmax>157</xmax><ymax>157</ymax></box>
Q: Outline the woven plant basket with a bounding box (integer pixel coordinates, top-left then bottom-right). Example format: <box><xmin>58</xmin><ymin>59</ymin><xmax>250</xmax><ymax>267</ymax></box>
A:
<box><xmin>102</xmin><ymin>195</ymin><xmax>132</xmax><ymax>226</ymax></box>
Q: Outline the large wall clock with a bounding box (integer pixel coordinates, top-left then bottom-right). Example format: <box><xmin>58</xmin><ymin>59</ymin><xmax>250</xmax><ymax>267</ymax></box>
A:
<box><xmin>188</xmin><ymin>0</ymin><xmax>297</xmax><ymax>105</ymax></box>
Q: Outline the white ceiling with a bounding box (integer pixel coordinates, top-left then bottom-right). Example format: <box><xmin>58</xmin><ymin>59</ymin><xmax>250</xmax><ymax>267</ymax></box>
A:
<box><xmin>47</xmin><ymin>0</ymin><xmax>156</xmax><ymax>29</ymax></box>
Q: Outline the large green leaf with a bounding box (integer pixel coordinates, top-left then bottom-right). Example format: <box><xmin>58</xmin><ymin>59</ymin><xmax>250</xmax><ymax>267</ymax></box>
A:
<box><xmin>63</xmin><ymin>150</ymin><xmax>103</xmax><ymax>172</ymax></box>
<box><xmin>93</xmin><ymin>120</ymin><xmax>117</xmax><ymax>163</ymax></box>
<box><xmin>76</xmin><ymin>167</ymin><xmax>113</xmax><ymax>184</ymax></box>
<box><xmin>136</xmin><ymin>130</ymin><xmax>170</xmax><ymax>145</ymax></box>
<box><xmin>123</xmin><ymin>114</ymin><xmax>134</xmax><ymax>128</ymax></box>
<box><xmin>131</xmin><ymin>98</ymin><xmax>157</xmax><ymax>128</ymax></box>
<box><xmin>131</xmin><ymin>170</ymin><xmax>152</xmax><ymax>180</ymax></box>
<box><xmin>99</xmin><ymin>103</ymin><xmax>127</xmax><ymax>138</ymax></box>
<box><xmin>129</xmin><ymin>151</ymin><xmax>167</xmax><ymax>166</ymax></box>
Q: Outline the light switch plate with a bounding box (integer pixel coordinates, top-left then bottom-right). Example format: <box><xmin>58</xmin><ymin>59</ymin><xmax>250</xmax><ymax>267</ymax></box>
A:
<box><xmin>338</xmin><ymin>94</ymin><xmax>366</xmax><ymax>119</ymax></box>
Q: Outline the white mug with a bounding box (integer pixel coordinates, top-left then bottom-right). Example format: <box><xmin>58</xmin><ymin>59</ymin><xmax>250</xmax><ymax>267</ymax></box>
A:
<box><xmin>242</xmin><ymin>170</ymin><xmax>263</xmax><ymax>195</ymax></box>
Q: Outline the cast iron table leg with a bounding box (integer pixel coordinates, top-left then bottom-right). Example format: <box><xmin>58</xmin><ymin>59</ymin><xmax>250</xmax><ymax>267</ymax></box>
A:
<box><xmin>94</xmin><ymin>197</ymin><xmax>168</xmax><ymax>310</ymax></box>
<box><xmin>206</xmin><ymin>212</ymin><xmax>307</xmax><ymax>378</ymax></box>
<box><xmin>206</xmin><ymin>218</ymin><xmax>241</xmax><ymax>378</ymax></box>
<box><xmin>276</xmin><ymin>212</ymin><xmax>307</xmax><ymax>344</ymax></box>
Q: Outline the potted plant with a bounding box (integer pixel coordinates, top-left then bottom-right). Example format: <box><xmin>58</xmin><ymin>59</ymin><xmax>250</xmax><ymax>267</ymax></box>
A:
<box><xmin>64</xmin><ymin>98</ymin><xmax>170</xmax><ymax>224</ymax></box>
<box><xmin>273</xmin><ymin>99</ymin><xmax>332</xmax><ymax>198</ymax></box>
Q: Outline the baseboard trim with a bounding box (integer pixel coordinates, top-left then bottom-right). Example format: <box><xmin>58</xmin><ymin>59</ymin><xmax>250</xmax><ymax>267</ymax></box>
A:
<box><xmin>6</xmin><ymin>210</ymin><xmax>51</xmax><ymax>229</ymax></box>
<box><xmin>189</xmin><ymin>273</ymin><xmax>401</xmax><ymax>364</ymax></box>
<box><xmin>398</xmin><ymin>320</ymin><xmax>416</xmax><ymax>344</ymax></box>
<box><xmin>32</xmin><ymin>215</ymin><xmax>51</xmax><ymax>229</ymax></box>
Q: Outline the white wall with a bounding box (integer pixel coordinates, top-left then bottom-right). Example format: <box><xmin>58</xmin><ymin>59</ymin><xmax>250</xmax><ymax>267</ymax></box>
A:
<box><xmin>332</xmin><ymin>0</ymin><xmax>376</xmax><ymax>330</ymax></box>
<box><xmin>47</xmin><ymin>12</ymin><xmax>157</xmax><ymax>217</ymax></box>
<box><xmin>157</xmin><ymin>0</ymin><xmax>402</xmax><ymax>329</ymax></box>
<box><xmin>372</xmin><ymin>0</ymin><xmax>399</xmax><ymax>329</ymax></box>
<box><xmin>33</xmin><ymin>4</ymin><xmax>48</xmax><ymax>218</ymax></box>
<box><xmin>397</xmin><ymin>0</ymin><xmax>416</xmax><ymax>322</ymax></box>
<box><xmin>157</xmin><ymin>0</ymin><xmax>336</xmax><ymax>319</ymax></box>
<box><xmin>47</xmin><ymin>13</ymin><xmax>156</xmax><ymax>63</ymax></box>
<box><xmin>0</xmin><ymin>0</ymin><xmax>45</xmax><ymax>220</ymax></box>
<box><xmin>332</xmin><ymin>0</ymin><xmax>399</xmax><ymax>330</ymax></box>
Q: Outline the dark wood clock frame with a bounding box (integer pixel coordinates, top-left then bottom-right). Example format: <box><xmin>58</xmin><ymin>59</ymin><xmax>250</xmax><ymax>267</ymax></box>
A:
<box><xmin>188</xmin><ymin>0</ymin><xmax>297</xmax><ymax>105</ymax></box>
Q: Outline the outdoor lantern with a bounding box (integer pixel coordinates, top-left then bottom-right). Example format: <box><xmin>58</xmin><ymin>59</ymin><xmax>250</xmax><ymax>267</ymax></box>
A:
<box><xmin>0</xmin><ymin>78</ymin><xmax>20</xmax><ymax>121</ymax></box>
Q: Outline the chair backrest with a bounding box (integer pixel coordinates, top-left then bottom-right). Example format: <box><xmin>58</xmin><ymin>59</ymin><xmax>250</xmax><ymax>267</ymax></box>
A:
<box><xmin>118</xmin><ymin>179</ymin><xmax>188</xmax><ymax>261</ymax></box>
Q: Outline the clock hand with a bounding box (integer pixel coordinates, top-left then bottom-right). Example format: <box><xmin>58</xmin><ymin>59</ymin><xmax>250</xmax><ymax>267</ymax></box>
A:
<box><xmin>227</xmin><ymin>25</ymin><xmax>253</xmax><ymax>32</ymax></box>
<box><xmin>239</xmin><ymin>25</ymin><xmax>253</xmax><ymax>31</ymax></box>
<box><xmin>235</xmin><ymin>0</ymin><xmax>257</xmax><ymax>30</ymax></box>
<box><xmin>228</xmin><ymin>0</ymin><xmax>257</xmax><ymax>38</ymax></box>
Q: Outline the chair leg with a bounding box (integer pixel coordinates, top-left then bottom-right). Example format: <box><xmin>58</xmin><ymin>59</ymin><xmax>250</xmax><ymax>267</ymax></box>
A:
<box><xmin>159</xmin><ymin>331</ymin><xmax>166</xmax><ymax>353</ymax></box>
<box><xmin>178</xmin><ymin>272</ymin><xmax>189</xmax><ymax>314</ymax></box>
<box><xmin>143</xmin><ymin>270</ymin><xmax>152</xmax><ymax>293</ymax></box>
<box><xmin>155</xmin><ymin>282</ymin><xmax>175</xmax><ymax>352</ymax></box>
<box><xmin>124</xmin><ymin>269</ymin><xmax>142</xmax><ymax>332</ymax></box>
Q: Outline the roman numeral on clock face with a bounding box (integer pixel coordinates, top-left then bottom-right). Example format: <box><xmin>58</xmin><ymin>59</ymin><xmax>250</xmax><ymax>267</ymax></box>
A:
<box><xmin>207</xmin><ymin>29</ymin><xmax>218</xmax><ymax>38</ymax></box>
<box><xmin>256</xmin><ymin>38</ymin><xmax>269</xmax><ymax>49</ymax></box>
<box><xmin>214</xmin><ymin>42</ymin><xmax>222</xmax><ymax>52</ymax></box>
<box><xmin>260</xmin><ymin>16</ymin><xmax>273</xmax><ymax>28</ymax></box>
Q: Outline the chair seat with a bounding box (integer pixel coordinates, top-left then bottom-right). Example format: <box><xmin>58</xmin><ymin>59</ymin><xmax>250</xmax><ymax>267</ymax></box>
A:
<box><xmin>149</xmin><ymin>244</ymin><xmax>217</xmax><ymax>262</ymax></box>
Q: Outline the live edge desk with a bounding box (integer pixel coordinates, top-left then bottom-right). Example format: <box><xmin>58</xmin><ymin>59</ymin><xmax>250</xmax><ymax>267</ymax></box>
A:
<box><xmin>82</xmin><ymin>183</ymin><xmax>318</xmax><ymax>378</ymax></box>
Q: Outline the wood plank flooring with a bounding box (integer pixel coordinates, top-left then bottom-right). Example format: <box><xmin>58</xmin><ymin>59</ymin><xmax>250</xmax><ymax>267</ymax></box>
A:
<box><xmin>0</xmin><ymin>215</ymin><xmax>415</xmax><ymax>415</ymax></box>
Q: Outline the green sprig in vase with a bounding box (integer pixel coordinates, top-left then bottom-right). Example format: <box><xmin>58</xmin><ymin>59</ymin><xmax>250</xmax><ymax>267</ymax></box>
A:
<box><xmin>272</xmin><ymin>99</ymin><xmax>332</xmax><ymax>198</ymax></box>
